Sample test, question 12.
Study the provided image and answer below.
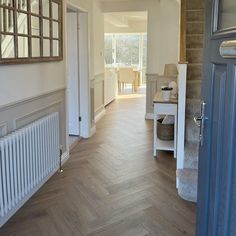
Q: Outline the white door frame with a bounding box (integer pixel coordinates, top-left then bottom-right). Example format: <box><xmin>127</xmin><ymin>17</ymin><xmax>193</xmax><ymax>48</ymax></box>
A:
<box><xmin>65</xmin><ymin>3</ymin><xmax>91</xmax><ymax>151</ymax></box>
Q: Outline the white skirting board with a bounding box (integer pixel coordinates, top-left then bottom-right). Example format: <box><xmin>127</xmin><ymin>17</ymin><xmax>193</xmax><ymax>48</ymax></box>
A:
<box><xmin>90</xmin><ymin>125</ymin><xmax>96</xmax><ymax>137</ymax></box>
<box><xmin>95</xmin><ymin>108</ymin><xmax>106</xmax><ymax>123</ymax></box>
<box><xmin>145</xmin><ymin>113</ymin><xmax>154</xmax><ymax>120</ymax></box>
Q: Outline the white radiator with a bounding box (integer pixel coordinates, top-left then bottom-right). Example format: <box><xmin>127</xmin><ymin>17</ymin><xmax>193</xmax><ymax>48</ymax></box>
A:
<box><xmin>0</xmin><ymin>112</ymin><xmax>60</xmax><ymax>227</ymax></box>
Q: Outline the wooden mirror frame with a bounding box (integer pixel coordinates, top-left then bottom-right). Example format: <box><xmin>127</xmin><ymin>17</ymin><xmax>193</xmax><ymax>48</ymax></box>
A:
<box><xmin>0</xmin><ymin>0</ymin><xmax>63</xmax><ymax>64</ymax></box>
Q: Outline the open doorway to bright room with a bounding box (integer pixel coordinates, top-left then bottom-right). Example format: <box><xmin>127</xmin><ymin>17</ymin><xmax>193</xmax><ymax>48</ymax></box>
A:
<box><xmin>104</xmin><ymin>12</ymin><xmax>147</xmax><ymax>103</ymax></box>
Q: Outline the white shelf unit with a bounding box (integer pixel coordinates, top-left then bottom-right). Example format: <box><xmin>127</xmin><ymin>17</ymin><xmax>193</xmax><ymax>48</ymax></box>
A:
<box><xmin>152</xmin><ymin>63</ymin><xmax>187</xmax><ymax>187</ymax></box>
<box><xmin>153</xmin><ymin>97</ymin><xmax>178</xmax><ymax>157</ymax></box>
<box><xmin>156</xmin><ymin>138</ymin><xmax>175</xmax><ymax>151</ymax></box>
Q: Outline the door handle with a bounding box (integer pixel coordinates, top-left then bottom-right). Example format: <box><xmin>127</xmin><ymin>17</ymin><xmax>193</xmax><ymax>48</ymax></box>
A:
<box><xmin>194</xmin><ymin>116</ymin><xmax>203</xmax><ymax>127</ymax></box>
<box><xmin>193</xmin><ymin>101</ymin><xmax>207</xmax><ymax>146</ymax></box>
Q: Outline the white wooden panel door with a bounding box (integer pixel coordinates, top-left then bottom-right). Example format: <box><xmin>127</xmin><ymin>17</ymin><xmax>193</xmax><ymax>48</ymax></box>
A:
<box><xmin>67</xmin><ymin>12</ymin><xmax>80</xmax><ymax>136</ymax></box>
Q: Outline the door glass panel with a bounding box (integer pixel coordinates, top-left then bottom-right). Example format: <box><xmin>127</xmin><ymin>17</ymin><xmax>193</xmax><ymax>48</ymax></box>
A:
<box><xmin>219</xmin><ymin>0</ymin><xmax>236</xmax><ymax>30</ymax></box>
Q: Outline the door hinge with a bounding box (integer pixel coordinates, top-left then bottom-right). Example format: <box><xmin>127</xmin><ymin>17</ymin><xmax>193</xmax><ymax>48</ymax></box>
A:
<box><xmin>79</xmin><ymin>116</ymin><xmax>82</xmax><ymax>122</ymax></box>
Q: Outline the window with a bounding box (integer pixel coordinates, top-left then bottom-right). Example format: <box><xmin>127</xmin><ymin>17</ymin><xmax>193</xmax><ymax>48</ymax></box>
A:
<box><xmin>116</xmin><ymin>35</ymin><xmax>140</xmax><ymax>67</ymax></box>
<box><xmin>105</xmin><ymin>33</ymin><xmax>147</xmax><ymax>69</ymax></box>
<box><xmin>104</xmin><ymin>33</ymin><xmax>147</xmax><ymax>84</ymax></box>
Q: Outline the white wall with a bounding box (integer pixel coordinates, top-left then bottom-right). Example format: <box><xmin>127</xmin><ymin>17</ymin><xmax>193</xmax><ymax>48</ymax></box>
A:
<box><xmin>92</xmin><ymin>0</ymin><xmax>106</xmax><ymax>121</ymax></box>
<box><xmin>0</xmin><ymin>62</ymin><xmax>65</xmax><ymax>106</ymax></box>
<box><xmin>151</xmin><ymin>0</ymin><xmax>180</xmax><ymax>74</ymax></box>
<box><xmin>101</xmin><ymin>0</ymin><xmax>180</xmax><ymax>74</ymax></box>
<box><xmin>93</xmin><ymin>0</ymin><xmax>105</xmax><ymax>76</ymax></box>
<box><xmin>105</xmin><ymin>20</ymin><xmax>147</xmax><ymax>33</ymax></box>
<box><xmin>0</xmin><ymin>0</ymin><xmax>95</xmax><ymax>107</ymax></box>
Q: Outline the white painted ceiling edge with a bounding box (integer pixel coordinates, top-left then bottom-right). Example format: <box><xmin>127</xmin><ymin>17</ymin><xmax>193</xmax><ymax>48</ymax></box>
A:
<box><xmin>104</xmin><ymin>11</ymin><xmax>148</xmax><ymax>33</ymax></box>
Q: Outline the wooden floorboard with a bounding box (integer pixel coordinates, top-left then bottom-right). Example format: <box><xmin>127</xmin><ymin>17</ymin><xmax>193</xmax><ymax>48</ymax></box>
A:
<box><xmin>0</xmin><ymin>95</ymin><xmax>196</xmax><ymax>236</ymax></box>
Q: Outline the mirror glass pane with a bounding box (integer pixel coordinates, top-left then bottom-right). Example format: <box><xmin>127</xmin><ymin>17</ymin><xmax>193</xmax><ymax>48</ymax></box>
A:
<box><xmin>52</xmin><ymin>39</ymin><xmax>58</xmax><ymax>56</ymax></box>
<box><xmin>30</xmin><ymin>0</ymin><xmax>39</xmax><ymax>15</ymax></box>
<box><xmin>219</xmin><ymin>0</ymin><xmax>236</xmax><ymax>29</ymax></box>
<box><xmin>16</xmin><ymin>0</ymin><xmax>27</xmax><ymax>10</ymax></box>
<box><xmin>42</xmin><ymin>0</ymin><xmax>49</xmax><ymax>17</ymax></box>
<box><xmin>1</xmin><ymin>0</ymin><xmax>14</xmax><ymax>8</ymax></box>
<box><xmin>43</xmin><ymin>19</ymin><xmax>50</xmax><ymax>37</ymax></box>
<box><xmin>43</xmin><ymin>38</ymin><xmax>50</xmax><ymax>56</ymax></box>
<box><xmin>31</xmin><ymin>16</ymin><xmax>40</xmax><ymax>36</ymax></box>
<box><xmin>0</xmin><ymin>8</ymin><xmax>3</xmax><ymax>32</ymax></box>
<box><xmin>1</xmin><ymin>9</ymin><xmax>14</xmax><ymax>33</ymax></box>
<box><xmin>52</xmin><ymin>2</ymin><xmax>58</xmax><ymax>20</ymax></box>
<box><xmin>52</xmin><ymin>21</ymin><xmax>58</xmax><ymax>38</ymax></box>
<box><xmin>18</xmin><ymin>36</ymin><xmax>28</xmax><ymax>57</ymax></box>
<box><xmin>32</xmin><ymin>37</ymin><xmax>40</xmax><ymax>57</ymax></box>
<box><xmin>1</xmin><ymin>35</ymin><xmax>15</xmax><ymax>58</ymax></box>
<box><xmin>0</xmin><ymin>0</ymin><xmax>62</xmax><ymax>62</ymax></box>
<box><xmin>17</xmin><ymin>13</ymin><xmax>28</xmax><ymax>34</ymax></box>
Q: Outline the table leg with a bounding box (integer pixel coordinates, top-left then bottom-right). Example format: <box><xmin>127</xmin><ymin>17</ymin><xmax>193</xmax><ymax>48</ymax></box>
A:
<box><xmin>153</xmin><ymin>108</ymin><xmax>157</xmax><ymax>157</ymax></box>
<box><xmin>174</xmin><ymin>114</ymin><xmax>177</xmax><ymax>158</ymax></box>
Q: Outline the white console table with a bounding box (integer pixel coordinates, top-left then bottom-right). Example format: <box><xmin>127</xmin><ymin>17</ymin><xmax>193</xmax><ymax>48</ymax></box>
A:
<box><xmin>153</xmin><ymin>92</ymin><xmax>178</xmax><ymax>157</ymax></box>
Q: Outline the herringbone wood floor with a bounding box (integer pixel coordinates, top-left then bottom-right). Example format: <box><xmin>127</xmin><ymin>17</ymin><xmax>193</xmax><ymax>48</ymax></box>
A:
<box><xmin>0</xmin><ymin>95</ymin><xmax>196</xmax><ymax>236</ymax></box>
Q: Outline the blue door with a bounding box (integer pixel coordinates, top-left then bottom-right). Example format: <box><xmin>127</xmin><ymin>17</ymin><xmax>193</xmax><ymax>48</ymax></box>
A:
<box><xmin>196</xmin><ymin>0</ymin><xmax>236</xmax><ymax>235</ymax></box>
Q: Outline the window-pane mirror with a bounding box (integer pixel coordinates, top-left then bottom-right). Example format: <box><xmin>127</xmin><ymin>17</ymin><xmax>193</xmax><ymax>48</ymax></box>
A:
<box><xmin>0</xmin><ymin>0</ymin><xmax>62</xmax><ymax>63</ymax></box>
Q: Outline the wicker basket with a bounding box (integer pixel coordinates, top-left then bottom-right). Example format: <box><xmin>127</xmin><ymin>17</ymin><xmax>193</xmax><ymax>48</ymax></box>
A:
<box><xmin>157</xmin><ymin>118</ymin><xmax>174</xmax><ymax>141</ymax></box>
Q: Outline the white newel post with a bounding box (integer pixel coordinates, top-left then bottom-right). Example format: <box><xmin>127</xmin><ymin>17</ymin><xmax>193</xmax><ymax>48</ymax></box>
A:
<box><xmin>177</xmin><ymin>63</ymin><xmax>187</xmax><ymax>172</ymax></box>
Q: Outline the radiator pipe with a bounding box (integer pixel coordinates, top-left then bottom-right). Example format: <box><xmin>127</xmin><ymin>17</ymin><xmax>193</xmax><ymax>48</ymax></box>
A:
<box><xmin>59</xmin><ymin>148</ymin><xmax>63</xmax><ymax>173</ymax></box>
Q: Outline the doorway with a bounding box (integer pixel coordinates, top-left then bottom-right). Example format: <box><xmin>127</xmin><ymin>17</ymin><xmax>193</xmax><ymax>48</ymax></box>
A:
<box><xmin>104</xmin><ymin>12</ymin><xmax>148</xmax><ymax>102</ymax></box>
<box><xmin>66</xmin><ymin>5</ymin><xmax>91</xmax><ymax>149</ymax></box>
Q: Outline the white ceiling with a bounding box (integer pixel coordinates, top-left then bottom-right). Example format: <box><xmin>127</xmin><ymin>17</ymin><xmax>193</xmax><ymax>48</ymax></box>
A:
<box><xmin>104</xmin><ymin>12</ymin><xmax>147</xmax><ymax>28</ymax></box>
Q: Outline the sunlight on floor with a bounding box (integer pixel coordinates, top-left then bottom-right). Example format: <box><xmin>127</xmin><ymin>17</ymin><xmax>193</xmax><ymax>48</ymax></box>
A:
<box><xmin>118</xmin><ymin>85</ymin><xmax>146</xmax><ymax>99</ymax></box>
